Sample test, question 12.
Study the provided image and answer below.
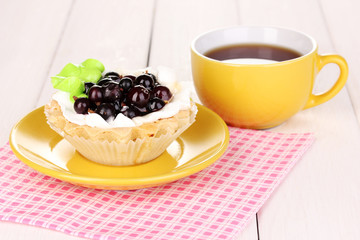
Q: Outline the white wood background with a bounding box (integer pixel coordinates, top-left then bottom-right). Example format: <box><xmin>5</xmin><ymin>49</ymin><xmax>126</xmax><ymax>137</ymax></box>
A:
<box><xmin>1</xmin><ymin>0</ymin><xmax>360</xmax><ymax>239</ymax></box>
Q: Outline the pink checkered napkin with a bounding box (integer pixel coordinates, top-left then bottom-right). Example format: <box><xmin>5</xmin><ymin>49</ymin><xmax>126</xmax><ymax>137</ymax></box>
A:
<box><xmin>0</xmin><ymin>127</ymin><xmax>314</xmax><ymax>240</ymax></box>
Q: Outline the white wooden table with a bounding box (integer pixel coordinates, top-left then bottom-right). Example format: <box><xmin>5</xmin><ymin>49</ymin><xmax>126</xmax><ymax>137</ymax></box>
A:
<box><xmin>1</xmin><ymin>0</ymin><xmax>359</xmax><ymax>239</ymax></box>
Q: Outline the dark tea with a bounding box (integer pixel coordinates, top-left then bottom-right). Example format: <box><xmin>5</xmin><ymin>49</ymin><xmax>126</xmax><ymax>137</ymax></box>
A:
<box><xmin>204</xmin><ymin>44</ymin><xmax>301</xmax><ymax>62</ymax></box>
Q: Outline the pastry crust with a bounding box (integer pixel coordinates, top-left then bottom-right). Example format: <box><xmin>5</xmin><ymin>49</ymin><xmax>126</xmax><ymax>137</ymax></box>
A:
<box><xmin>45</xmin><ymin>98</ymin><xmax>196</xmax><ymax>166</ymax></box>
<box><xmin>45</xmin><ymin>99</ymin><xmax>194</xmax><ymax>143</ymax></box>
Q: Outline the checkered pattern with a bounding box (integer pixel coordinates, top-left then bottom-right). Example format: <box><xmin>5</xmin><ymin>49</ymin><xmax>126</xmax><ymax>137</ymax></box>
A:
<box><xmin>0</xmin><ymin>127</ymin><xmax>314</xmax><ymax>240</ymax></box>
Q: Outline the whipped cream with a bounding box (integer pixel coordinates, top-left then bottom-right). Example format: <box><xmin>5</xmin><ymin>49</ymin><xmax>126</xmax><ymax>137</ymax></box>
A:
<box><xmin>52</xmin><ymin>66</ymin><xmax>196</xmax><ymax>128</ymax></box>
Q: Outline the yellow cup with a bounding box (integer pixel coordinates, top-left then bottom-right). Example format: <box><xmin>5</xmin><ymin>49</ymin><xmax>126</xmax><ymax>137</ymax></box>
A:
<box><xmin>191</xmin><ymin>26</ymin><xmax>348</xmax><ymax>129</ymax></box>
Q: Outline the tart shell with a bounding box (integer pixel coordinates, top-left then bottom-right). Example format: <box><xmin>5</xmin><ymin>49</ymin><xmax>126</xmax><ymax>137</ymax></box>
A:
<box><xmin>44</xmin><ymin>99</ymin><xmax>197</xmax><ymax>166</ymax></box>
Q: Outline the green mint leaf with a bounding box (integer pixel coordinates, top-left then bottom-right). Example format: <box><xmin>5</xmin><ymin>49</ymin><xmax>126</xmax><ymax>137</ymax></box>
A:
<box><xmin>51</xmin><ymin>75</ymin><xmax>66</xmax><ymax>88</ymax></box>
<box><xmin>58</xmin><ymin>63</ymin><xmax>80</xmax><ymax>77</ymax></box>
<box><xmin>78</xmin><ymin>67</ymin><xmax>102</xmax><ymax>83</ymax></box>
<box><xmin>81</xmin><ymin>59</ymin><xmax>105</xmax><ymax>73</ymax></box>
<box><xmin>54</xmin><ymin>76</ymin><xmax>84</xmax><ymax>93</ymax></box>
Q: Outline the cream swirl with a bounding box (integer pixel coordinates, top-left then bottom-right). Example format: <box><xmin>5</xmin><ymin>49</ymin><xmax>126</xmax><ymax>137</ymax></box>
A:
<box><xmin>52</xmin><ymin>66</ymin><xmax>196</xmax><ymax>128</ymax></box>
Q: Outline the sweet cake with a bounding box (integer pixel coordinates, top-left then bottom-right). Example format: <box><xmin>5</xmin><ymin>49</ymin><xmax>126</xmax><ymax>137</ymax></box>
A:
<box><xmin>45</xmin><ymin>59</ymin><xmax>197</xmax><ymax>166</ymax></box>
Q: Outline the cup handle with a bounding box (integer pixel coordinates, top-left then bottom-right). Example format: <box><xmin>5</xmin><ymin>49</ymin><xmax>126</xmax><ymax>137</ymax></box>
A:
<box><xmin>303</xmin><ymin>54</ymin><xmax>348</xmax><ymax>109</ymax></box>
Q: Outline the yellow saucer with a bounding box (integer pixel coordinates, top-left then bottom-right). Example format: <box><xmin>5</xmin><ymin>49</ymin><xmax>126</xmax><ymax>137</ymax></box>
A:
<box><xmin>9</xmin><ymin>104</ymin><xmax>229</xmax><ymax>190</ymax></box>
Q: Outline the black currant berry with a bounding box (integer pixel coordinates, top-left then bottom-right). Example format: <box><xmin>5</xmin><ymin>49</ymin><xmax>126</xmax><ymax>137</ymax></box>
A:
<box><xmin>97</xmin><ymin>78</ymin><xmax>112</xmax><ymax>87</ymax></box>
<box><xmin>84</xmin><ymin>82</ymin><xmax>95</xmax><ymax>95</ymax></box>
<box><xmin>88</xmin><ymin>85</ymin><xmax>103</xmax><ymax>104</ymax></box>
<box><xmin>123</xmin><ymin>75</ymin><xmax>136</xmax><ymax>82</ymax></box>
<box><xmin>147</xmin><ymin>72</ymin><xmax>157</xmax><ymax>82</ymax></box>
<box><xmin>113</xmin><ymin>99</ymin><xmax>122</xmax><ymax>113</ymax></box>
<box><xmin>152</xmin><ymin>85</ymin><xmax>172</xmax><ymax>101</ymax></box>
<box><xmin>120</xmin><ymin>105</ymin><xmax>141</xmax><ymax>119</ymax></box>
<box><xmin>119</xmin><ymin>77</ymin><xmax>133</xmax><ymax>92</ymax></box>
<box><xmin>135</xmin><ymin>74</ymin><xmax>154</xmax><ymax>90</ymax></box>
<box><xmin>74</xmin><ymin>98</ymin><xmax>90</xmax><ymax>114</ymax></box>
<box><xmin>132</xmin><ymin>104</ymin><xmax>148</xmax><ymax>116</ymax></box>
<box><xmin>95</xmin><ymin>103</ymin><xmax>116</xmax><ymax>120</ymax></box>
<box><xmin>104</xmin><ymin>72</ymin><xmax>121</xmax><ymax>82</ymax></box>
<box><xmin>104</xmin><ymin>72</ymin><xmax>120</xmax><ymax>78</ymax></box>
<box><xmin>147</xmin><ymin>98</ymin><xmax>165</xmax><ymax>112</ymax></box>
<box><xmin>127</xmin><ymin>85</ymin><xmax>150</xmax><ymax>107</ymax></box>
<box><xmin>102</xmin><ymin>82</ymin><xmax>122</xmax><ymax>102</ymax></box>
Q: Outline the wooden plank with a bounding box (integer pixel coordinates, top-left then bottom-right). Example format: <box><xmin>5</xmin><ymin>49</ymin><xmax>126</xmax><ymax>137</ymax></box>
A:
<box><xmin>238</xmin><ymin>0</ymin><xmax>360</xmax><ymax>239</ymax></box>
<box><xmin>0</xmin><ymin>0</ymin><xmax>73</xmax><ymax>145</ymax></box>
<box><xmin>1</xmin><ymin>0</ymin><xmax>155</xmax><ymax>239</ymax></box>
<box><xmin>319</xmin><ymin>0</ymin><xmax>360</xmax><ymax>122</ymax></box>
<box><xmin>0</xmin><ymin>0</ymin><xmax>75</xmax><ymax>238</ymax></box>
<box><xmin>1</xmin><ymin>222</ymin><xmax>81</xmax><ymax>240</ymax></box>
<box><xmin>149</xmin><ymin>0</ymin><xmax>240</xmax><ymax>82</ymax></box>
<box><xmin>36</xmin><ymin>0</ymin><xmax>155</xmax><ymax>107</ymax></box>
<box><xmin>150</xmin><ymin>0</ymin><xmax>258</xmax><ymax>239</ymax></box>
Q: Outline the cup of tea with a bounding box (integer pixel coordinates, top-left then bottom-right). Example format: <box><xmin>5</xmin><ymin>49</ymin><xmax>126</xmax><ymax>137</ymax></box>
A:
<box><xmin>191</xmin><ymin>26</ymin><xmax>348</xmax><ymax>129</ymax></box>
